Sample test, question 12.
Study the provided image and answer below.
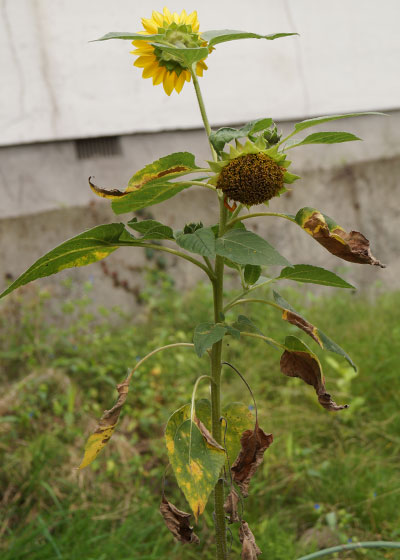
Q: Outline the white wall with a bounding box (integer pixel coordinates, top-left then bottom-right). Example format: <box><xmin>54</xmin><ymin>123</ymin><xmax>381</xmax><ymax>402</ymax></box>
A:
<box><xmin>1</xmin><ymin>0</ymin><xmax>400</xmax><ymax>146</ymax></box>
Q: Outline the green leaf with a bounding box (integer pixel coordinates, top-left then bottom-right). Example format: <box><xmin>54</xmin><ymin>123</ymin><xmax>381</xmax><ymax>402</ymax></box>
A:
<box><xmin>193</xmin><ymin>323</ymin><xmax>227</xmax><ymax>357</ymax></box>
<box><xmin>210</xmin><ymin>119</ymin><xmax>273</xmax><ymax>153</ymax></box>
<box><xmin>165</xmin><ymin>414</ymin><xmax>225</xmax><ymax>520</ymax></box>
<box><xmin>283</xmin><ymin>171</ymin><xmax>301</xmax><ymax>184</ymax></box>
<box><xmin>291</xmin><ymin>112</ymin><xmax>385</xmax><ymax>135</ymax></box>
<box><xmin>89</xmin><ymin>152</ymin><xmax>199</xmax><ymax>214</ymax></box>
<box><xmin>0</xmin><ymin>224</ymin><xmax>128</xmax><ymax>299</ymax></box>
<box><xmin>175</xmin><ymin>227</ymin><xmax>216</xmax><ymax>258</ymax></box>
<box><xmin>215</xmin><ymin>230</ymin><xmax>290</xmax><ymax>267</ymax></box>
<box><xmin>273</xmin><ymin>291</ymin><xmax>356</xmax><ymax>370</ymax></box>
<box><xmin>277</xmin><ymin>264</ymin><xmax>355</xmax><ymax>289</ymax></box>
<box><xmin>128</xmin><ymin>218</ymin><xmax>174</xmax><ymax>240</ymax></box>
<box><xmin>150</xmin><ymin>43</ymin><xmax>209</xmax><ymax>67</ymax></box>
<box><xmin>234</xmin><ymin>315</ymin><xmax>278</xmax><ymax>349</ymax></box>
<box><xmin>92</xmin><ymin>32</ymin><xmax>164</xmax><ymax>42</ymax></box>
<box><xmin>288</xmin><ymin>131</ymin><xmax>361</xmax><ymax>148</ymax></box>
<box><xmin>244</xmin><ymin>264</ymin><xmax>262</xmax><ymax>285</ymax></box>
<box><xmin>202</xmin><ymin>30</ymin><xmax>297</xmax><ymax>48</ymax></box>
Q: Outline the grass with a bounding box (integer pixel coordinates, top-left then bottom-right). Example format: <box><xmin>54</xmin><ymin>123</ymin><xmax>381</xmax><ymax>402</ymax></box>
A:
<box><xmin>0</xmin><ymin>275</ymin><xmax>399</xmax><ymax>560</ymax></box>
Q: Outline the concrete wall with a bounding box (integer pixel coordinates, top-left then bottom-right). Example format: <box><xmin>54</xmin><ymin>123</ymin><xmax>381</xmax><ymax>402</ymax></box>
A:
<box><xmin>1</xmin><ymin>0</ymin><xmax>400</xmax><ymax>145</ymax></box>
<box><xmin>1</xmin><ymin>112</ymin><xmax>399</xmax><ymax>309</ymax></box>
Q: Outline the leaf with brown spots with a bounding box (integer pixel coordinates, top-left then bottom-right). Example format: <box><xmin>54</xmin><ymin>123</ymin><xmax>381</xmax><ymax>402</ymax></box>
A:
<box><xmin>159</xmin><ymin>496</ymin><xmax>200</xmax><ymax>544</ymax></box>
<box><xmin>295</xmin><ymin>207</ymin><xmax>385</xmax><ymax>267</ymax></box>
<box><xmin>89</xmin><ymin>152</ymin><xmax>200</xmax><ymax>214</ymax></box>
<box><xmin>78</xmin><ymin>380</ymin><xmax>129</xmax><ymax>469</ymax></box>
<box><xmin>280</xmin><ymin>336</ymin><xmax>349</xmax><ymax>411</ymax></box>
<box><xmin>231</xmin><ymin>423</ymin><xmax>273</xmax><ymax>497</ymax></box>
<box><xmin>224</xmin><ymin>487</ymin><xmax>240</xmax><ymax>524</ymax></box>
<box><xmin>273</xmin><ymin>290</ymin><xmax>356</xmax><ymax>370</ymax></box>
<box><xmin>239</xmin><ymin>521</ymin><xmax>262</xmax><ymax>559</ymax></box>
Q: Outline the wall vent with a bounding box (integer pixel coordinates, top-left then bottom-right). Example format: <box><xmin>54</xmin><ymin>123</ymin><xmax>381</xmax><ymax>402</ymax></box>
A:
<box><xmin>74</xmin><ymin>136</ymin><xmax>122</xmax><ymax>160</ymax></box>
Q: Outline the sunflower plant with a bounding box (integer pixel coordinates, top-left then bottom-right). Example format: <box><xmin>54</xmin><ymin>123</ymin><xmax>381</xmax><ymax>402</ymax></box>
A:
<box><xmin>1</xmin><ymin>7</ymin><xmax>387</xmax><ymax>560</ymax></box>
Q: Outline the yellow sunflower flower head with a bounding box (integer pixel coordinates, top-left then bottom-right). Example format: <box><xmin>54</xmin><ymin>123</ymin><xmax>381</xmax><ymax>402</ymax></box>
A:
<box><xmin>131</xmin><ymin>7</ymin><xmax>208</xmax><ymax>96</ymax></box>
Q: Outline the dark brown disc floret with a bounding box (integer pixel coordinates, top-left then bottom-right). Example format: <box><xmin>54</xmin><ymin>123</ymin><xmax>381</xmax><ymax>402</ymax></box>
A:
<box><xmin>216</xmin><ymin>153</ymin><xmax>284</xmax><ymax>206</ymax></box>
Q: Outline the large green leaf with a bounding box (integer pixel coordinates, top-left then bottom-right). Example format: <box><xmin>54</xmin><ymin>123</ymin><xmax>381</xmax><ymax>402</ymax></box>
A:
<box><xmin>273</xmin><ymin>291</ymin><xmax>356</xmax><ymax>370</ymax></box>
<box><xmin>165</xmin><ymin>410</ymin><xmax>225</xmax><ymax>520</ymax></box>
<box><xmin>288</xmin><ymin>131</ymin><xmax>361</xmax><ymax>148</ymax></box>
<box><xmin>215</xmin><ymin>230</ymin><xmax>290</xmax><ymax>266</ymax></box>
<box><xmin>128</xmin><ymin>218</ymin><xmax>174</xmax><ymax>240</ymax></box>
<box><xmin>150</xmin><ymin>43</ymin><xmax>209</xmax><ymax>67</ymax></box>
<box><xmin>209</xmin><ymin>118</ymin><xmax>273</xmax><ymax>154</ymax></box>
<box><xmin>234</xmin><ymin>315</ymin><xmax>278</xmax><ymax>349</ymax></box>
<box><xmin>202</xmin><ymin>30</ymin><xmax>297</xmax><ymax>48</ymax></box>
<box><xmin>193</xmin><ymin>322</ymin><xmax>227</xmax><ymax>357</ymax></box>
<box><xmin>0</xmin><ymin>224</ymin><xmax>130</xmax><ymax>299</ymax></box>
<box><xmin>291</xmin><ymin>112</ymin><xmax>384</xmax><ymax>135</ymax></box>
<box><xmin>244</xmin><ymin>264</ymin><xmax>262</xmax><ymax>286</ymax></box>
<box><xmin>277</xmin><ymin>264</ymin><xmax>355</xmax><ymax>289</ymax></box>
<box><xmin>175</xmin><ymin>227</ymin><xmax>216</xmax><ymax>258</ymax></box>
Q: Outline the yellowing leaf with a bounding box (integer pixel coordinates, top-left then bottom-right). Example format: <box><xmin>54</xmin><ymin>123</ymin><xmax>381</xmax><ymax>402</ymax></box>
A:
<box><xmin>78</xmin><ymin>381</ymin><xmax>129</xmax><ymax>469</ymax></box>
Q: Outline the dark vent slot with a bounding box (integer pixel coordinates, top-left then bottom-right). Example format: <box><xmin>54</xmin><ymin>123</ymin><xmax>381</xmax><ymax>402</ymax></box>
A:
<box><xmin>75</xmin><ymin>136</ymin><xmax>122</xmax><ymax>160</ymax></box>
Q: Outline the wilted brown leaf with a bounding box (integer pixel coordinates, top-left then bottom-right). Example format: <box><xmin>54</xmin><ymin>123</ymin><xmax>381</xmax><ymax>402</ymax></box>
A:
<box><xmin>239</xmin><ymin>521</ymin><xmax>262</xmax><ymax>559</ymax></box>
<box><xmin>298</xmin><ymin>209</ymin><xmax>385</xmax><ymax>267</ymax></box>
<box><xmin>224</xmin><ymin>487</ymin><xmax>240</xmax><ymax>524</ymax></box>
<box><xmin>231</xmin><ymin>423</ymin><xmax>273</xmax><ymax>497</ymax></box>
<box><xmin>78</xmin><ymin>380</ymin><xmax>129</xmax><ymax>469</ymax></box>
<box><xmin>283</xmin><ymin>309</ymin><xmax>322</xmax><ymax>347</ymax></box>
<box><xmin>280</xmin><ymin>340</ymin><xmax>349</xmax><ymax>411</ymax></box>
<box><xmin>160</xmin><ymin>496</ymin><xmax>200</xmax><ymax>544</ymax></box>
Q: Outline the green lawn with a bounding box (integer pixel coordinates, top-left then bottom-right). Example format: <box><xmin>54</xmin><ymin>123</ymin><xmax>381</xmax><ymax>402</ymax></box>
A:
<box><xmin>1</xmin><ymin>278</ymin><xmax>399</xmax><ymax>559</ymax></box>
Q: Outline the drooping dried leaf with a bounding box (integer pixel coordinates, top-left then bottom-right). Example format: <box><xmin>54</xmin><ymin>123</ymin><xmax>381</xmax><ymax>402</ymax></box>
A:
<box><xmin>280</xmin><ymin>336</ymin><xmax>349</xmax><ymax>411</ymax></box>
<box><xmin>239</xmin><ymin>521</ymin><xmax>262</xmax><ymax>559</ymax></box>
<box><xmin>194</xmin><ymin>416</ymin><xmax>225</xmax><ymax>451</ymax></box>
<box><xmin>295</xmin><ymin>208</ymin><xmax>385</xmax><ymax>267</ymax></box>
<box><xmin>224</xmin><ymin>487</ymin><xmax>240</xmax><ymax>524</ymax></box>
<box><xmin>231</xmin><ymin>423</ymin><xmax>273</xmax><ymax>497</ymax></box>
<box><xmin>273</xmin><ymin>290</ymin><xmax>356</xmax><ymax>371</ymax></box>
<box><xmin>78</xmin><ymin>381</ymin><xmax>129</xmax><ymax>469</ymax></box>
<box><xmin>159</xmin><ymin>496</ymin><xmax>200</xmax><ymax>544</ymax></box>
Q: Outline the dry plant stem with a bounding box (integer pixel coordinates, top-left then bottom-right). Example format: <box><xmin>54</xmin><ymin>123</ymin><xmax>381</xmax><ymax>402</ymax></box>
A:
<box><xmin>191</xmin><ymin>67</ymin><xmax>228</xmax><ymax>560</ymax></box>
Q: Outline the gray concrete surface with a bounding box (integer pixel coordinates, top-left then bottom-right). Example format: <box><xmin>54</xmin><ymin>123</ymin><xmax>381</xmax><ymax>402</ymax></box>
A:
<box><xmin>1</xmin><ymin>112</ymin><xmax>399</xmax><ymax>311</ymax></box>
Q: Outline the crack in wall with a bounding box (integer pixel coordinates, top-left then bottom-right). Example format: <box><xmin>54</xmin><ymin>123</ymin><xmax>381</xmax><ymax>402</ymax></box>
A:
<box><xmin>32</xmin><ymin>0</ymin><xmax>59</xmax><ymax>136</ymax></box>
<box><xmin>283</xmin><ymin>0</ymin><xmax>311</xmax><ymax>116</ymax></box>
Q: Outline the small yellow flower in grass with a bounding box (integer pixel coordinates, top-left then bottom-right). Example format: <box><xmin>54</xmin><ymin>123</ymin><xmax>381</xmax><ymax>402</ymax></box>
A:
<box><xmin>131</xmin><ymin>7</ymin><xmax>208</xmax><ymax>96</ymax></box>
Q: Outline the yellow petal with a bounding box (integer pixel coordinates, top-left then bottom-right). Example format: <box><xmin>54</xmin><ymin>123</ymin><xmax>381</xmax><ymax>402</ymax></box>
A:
<box><xmin>152</xmin><ymin>66</ymin><xmax>165</xmax><ymax>85</ymax></box>
<box><xmin>134</xmin><ymin>55</ymin><xmax>155</xmax><ymax>68</ymax></box>
<box><xmin>151</xmin><ymin>10</ymin><xmax>164</xmax><ymax>27</ymax></box>
<box><xmin>141</xmin><ymin>17</ymin><xmax>158</xmax><ymax>34</ymax></box>
<box><xmin>163</xmin><ymin>71</ymin><xmax>176</xmax><ymax>96</ymax></box>
<box><xmin>142</xmin><ymin>60</ymin><xmax>160</xmax><ymax>79</ymax></box>
<box><xmin>172</xmin><ymin>11</ymin><xmax>180</xmax><ymax>24</ymax></box>
<box><xmin>187</xmin><ymin>11</ymin><xmax>199</xmax><ymax>32</ymax></box>
<box><xmin>163</xmin><ymin>7</ymin><xmax>173</xmax><ymax>24</ymax></box>
<box><xmin>174</xmin><ymin>72</ymin><xmax>186</xmax><ymax>94</ymax></box>
<box><xmin>183</xmin><ymin>70</ymin><xmax>191</xmax><ymax>82</ymax></box>
<box><xmin>179</xmin><ymin>9</ymin><xmax>187</xmax><ymax>23</ymax></box>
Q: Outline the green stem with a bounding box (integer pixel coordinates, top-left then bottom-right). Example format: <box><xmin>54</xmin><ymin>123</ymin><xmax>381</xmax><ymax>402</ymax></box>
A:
<box><xmin>223</xmin><ymin>278</ymin><xmax>276</xmax><ymax>313</ymax></box>
<box><xmin>227</xmin><ymin>211</ymin><xmax>296</xmax><ymax>230</ymax></box>
<box><xmin>191</xmin><ymin>69</ymin><xmax>218</xmax><ymax>162</ymax></box>
<box><xmin>225</xmin><ymin>298</ymin><xmax>283</xmax><ymax>314</ymax></box>
<box><xmin>296</xmin><ymin>541</ymin><xmax>400</xmax><ymax>560</ymax></box>
<box><xmin>131</xmin><ymin>243</ymin><xmax>215</xmax><ymax>281</ymax></box>
<box><xmin>191</xmin><ymin>66</ymin><xmax>228</xmax><ymax>560</ymax></box>
<box><xmin>239</xmin><ymin>331</ymin><xmax>286</xmax><ymax>351</ymax></box>
<box><xmin>184</xmin><ymin>180</ymin><xmax>216</xmax><ymax>191</ymax></box>
<box><xmin>126</xmin><ymin>343</ymin><xmax>195</xmax><ymax>384</ymax></box>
